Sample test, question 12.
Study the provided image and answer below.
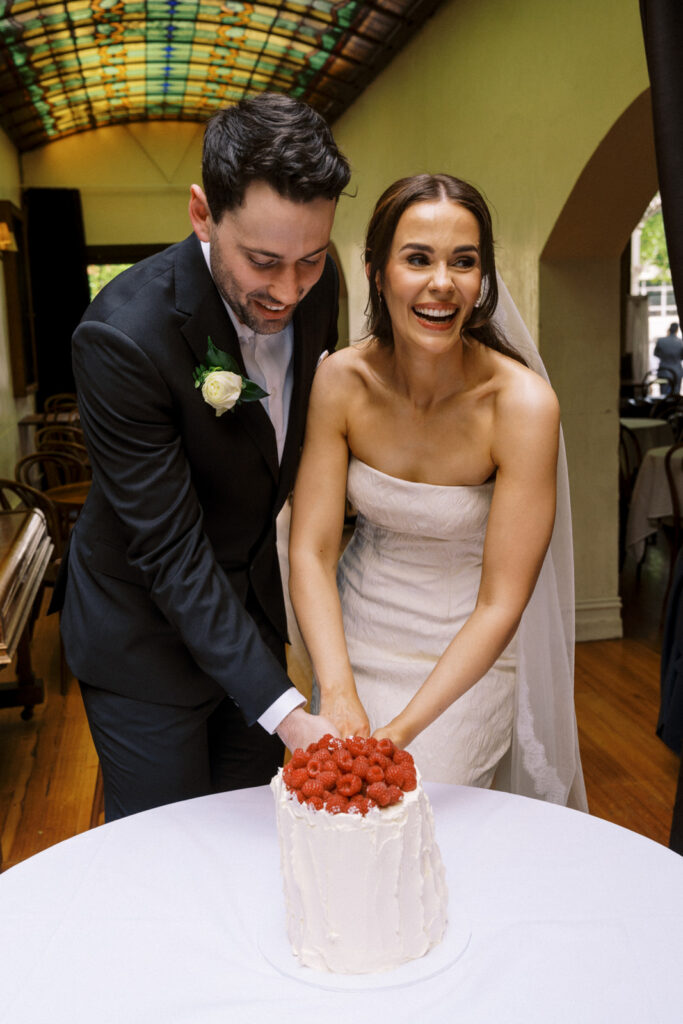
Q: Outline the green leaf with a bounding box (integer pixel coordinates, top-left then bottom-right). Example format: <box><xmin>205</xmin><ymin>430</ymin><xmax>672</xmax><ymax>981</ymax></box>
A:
<box><xmin>240</xmin><ymin>380</ymin><xmax>269</xmax><ymax>402</ymax></box>
<box><xmin>206</xmin><ymin>336</ymin><xmax>241</xmax><ymax>375</ymax></box>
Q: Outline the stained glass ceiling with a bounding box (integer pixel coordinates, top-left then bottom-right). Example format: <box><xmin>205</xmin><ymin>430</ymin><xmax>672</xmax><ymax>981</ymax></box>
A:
<box><xmin>0</xmin><ymin>0</ymin><xmax>442</xmax><ymax>151</ymax></box>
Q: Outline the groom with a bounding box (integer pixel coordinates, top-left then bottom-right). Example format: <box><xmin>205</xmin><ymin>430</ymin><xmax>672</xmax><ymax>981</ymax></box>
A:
<box><xmin>56</xmin><ymin>93</ymin><xmax>350</xmax><ymax>820</ymax></box>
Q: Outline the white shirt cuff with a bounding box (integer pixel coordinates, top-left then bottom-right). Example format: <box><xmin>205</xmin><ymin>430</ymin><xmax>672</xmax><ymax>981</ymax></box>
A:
<box><xmin>258</xmin><ymin>687</ymin><xmax>307</xmax><ymax>734</ymax></box>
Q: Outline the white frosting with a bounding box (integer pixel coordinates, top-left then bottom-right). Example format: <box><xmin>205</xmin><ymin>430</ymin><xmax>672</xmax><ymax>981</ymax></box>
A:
<box><xmin>270</xmin><ymin>769</ymin><xmax>448</xmax><ymax>974</ymax></box>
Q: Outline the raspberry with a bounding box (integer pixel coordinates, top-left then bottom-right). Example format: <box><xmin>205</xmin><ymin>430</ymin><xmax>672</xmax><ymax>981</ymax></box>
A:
<box><xmin>393</xmin><ymin>749</ymin><xmax>414</xmax><ymax>767</ymax></box>
<box><xmin>337</xmin><ymin>773</ymin><xmax>362</xmax><ymax>797</ymax></box>
<box><xmin>377</xmin><ymin>738</ymin><xmax>396</xmax><ymax>757</ymax></box>
<box><xmin>324</xmin><ymin>793</ymin><xmax>349</xmax><ymax>814</ymax></box>
<box><xmin>351</xmin><ymin>755</ymin><xmax>371</xmax><ymax>779</ymax></box>
<box><xmin>316</xmin><ymin>734</ymin><xmax>335</xmax><ymax>750</ymax></box>
<box><xmin>301</xmin><ymin>778</ymin><xmax>324</xmax><ymax>799</ymax></box>
<box><xmin>369</xmin><ymin>752</ymin><xmax>391</xmax><ymax>769</ymax></box>
<box><xmin>290</xmin><ymin>749</ymin><xmax>309</xmax><ymax>768</ymax></box>
<box><xmin>386</xmin><ymin>785</ymin><xmax>404</xmax><ymax>805</ymax></box>
<box><xmin>366</xmin><ymin>781</ymin><xmax>392</xmax><ymax>807</ymax></box>
<box><xmin>305</xmin><ymin>795</ymin><xmax>324</xmax><ymax>810</ymax></box>
<box><xmin>283</xmin><ymin>767</ymin><xmax>309</xmax><ymax>790</ymax></box>
<box><xmin>308</xmin><ymin>748</ymin><xmax>331</xmax><ymax>764</ymax></box>
<box><xmin>401</xmin><ymin>770</ymin><xmax>417</xmax><ymax>791</ymax></box>
<box><xmin>384</xmin><ymin>763</ymin><xmax>405</xmax><ymax>787</ymax></box>
<box><xmin>332</xmin><ymin>748</ymin><xmax>354</xmax><ymax>771</ymax></box>
<box><xmin>345</xmin><ymin>736</ymin><xmax>368</xmax><ymax>757</ymax></box>
<box><xmin>318</xmin><ymin>770</ymin><xmax>338</xmax><ymax>790</ymax></box>
<box><xmin>365</xmin><ymin>764</ymin><xmax>385</xmax><ymax>783</ymax></box>
<box><xmin>347</xmin><ymin>795</ymin><xmax>372</xmax><ymax>816</ymax></box>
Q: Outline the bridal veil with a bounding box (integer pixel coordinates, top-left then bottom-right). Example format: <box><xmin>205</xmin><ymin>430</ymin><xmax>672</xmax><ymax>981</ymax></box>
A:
<box><xmin>492</xmin><ymin>274</ymin><xmax>588</xmax><ymax>811</ymax></box>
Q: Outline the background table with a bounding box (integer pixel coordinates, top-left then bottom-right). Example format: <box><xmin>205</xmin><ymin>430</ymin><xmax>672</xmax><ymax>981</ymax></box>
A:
<box><xmin>626</xmin><ymin>444</ymin><xmax>683</xmax><ymax>560</ymax></box>
<box><xmin>1</xmin><ymin>784</ymin><xmax>681</xmax><ymax>1024</ymax></box>
<box><xmin>620</xmin><ymin>416</ymin><xmax>674</xmax><ymax>455</ymax></box>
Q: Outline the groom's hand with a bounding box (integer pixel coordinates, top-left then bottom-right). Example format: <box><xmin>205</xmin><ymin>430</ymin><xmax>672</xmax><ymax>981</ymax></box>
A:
<box><xmin>276</xmin><ymin>707</ymin><xmax>340</xmax><ymax>753</ymax></box>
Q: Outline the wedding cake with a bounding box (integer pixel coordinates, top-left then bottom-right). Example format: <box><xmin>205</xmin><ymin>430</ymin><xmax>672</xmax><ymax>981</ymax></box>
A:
<box><xmin>271</xmin><ymin>734</ymin><xmax>448</xmax><ymax>974</ymax></box>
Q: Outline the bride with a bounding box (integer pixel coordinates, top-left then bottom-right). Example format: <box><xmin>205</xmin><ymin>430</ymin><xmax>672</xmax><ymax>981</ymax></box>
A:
<box><xmin>288</xmin><ymin>173</ymin><xmax>587</xmax><ymax>810</ymax></box>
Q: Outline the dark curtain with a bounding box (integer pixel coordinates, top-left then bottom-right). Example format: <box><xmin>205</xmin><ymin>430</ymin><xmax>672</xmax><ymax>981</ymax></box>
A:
<box><xmin>640</xmin><ymin>1</ymin><xmax>683</xmax><ymax>314</ymax></box>
<box><xmin>23</xmin><ymin>187</ymin><xmax>91</xmax><ymax>410</ymax></box>
<box><xmin>640</xmin><ymin>1</ymin><xmax>683</xmax><ymax>854</ymax></box>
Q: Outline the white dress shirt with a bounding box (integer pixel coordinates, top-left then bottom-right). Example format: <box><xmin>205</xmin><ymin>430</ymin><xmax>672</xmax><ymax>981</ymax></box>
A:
<box><xmin>200</xmin><ymin>241</ymin><xmax>305</xmax><ymax>732</ymax></box>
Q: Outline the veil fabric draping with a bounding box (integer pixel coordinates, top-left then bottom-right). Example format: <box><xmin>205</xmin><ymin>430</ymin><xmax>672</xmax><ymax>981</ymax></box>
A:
<box><xmin>491</xmin><ymin>274</ymin><xmax>588</xmax><ymax>811</ymax></box>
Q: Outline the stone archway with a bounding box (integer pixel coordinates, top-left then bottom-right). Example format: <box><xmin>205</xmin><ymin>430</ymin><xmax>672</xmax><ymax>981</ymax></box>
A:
<box><xmin>539</xmin><ymin>90</ymin><xmax>658</xmax><ymax>640</ymax></box>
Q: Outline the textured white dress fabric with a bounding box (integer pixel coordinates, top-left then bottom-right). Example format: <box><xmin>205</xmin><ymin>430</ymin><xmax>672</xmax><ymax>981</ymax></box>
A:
<box><xmin>337</xmin><ymin>459</ymin><xmax>516</xmax><ymax>788</ymax></box>
<box><xmin>310</xmin><ymin>274</ymin><xmax>587</xmax><ymax>811</ymax></box>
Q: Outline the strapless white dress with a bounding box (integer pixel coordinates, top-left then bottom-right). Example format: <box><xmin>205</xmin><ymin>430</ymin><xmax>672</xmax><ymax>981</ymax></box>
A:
<box><xmin>333</xmin><ymin>455</ymin><xmax>516</xmax><ymax>787</ymax></box>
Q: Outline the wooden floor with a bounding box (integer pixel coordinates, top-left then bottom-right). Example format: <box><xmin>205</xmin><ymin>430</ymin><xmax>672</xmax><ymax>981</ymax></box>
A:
<box><xmin>0</xmin><ymin>534</ymin><xmax>680</xmax><ymax>872</ymax></box>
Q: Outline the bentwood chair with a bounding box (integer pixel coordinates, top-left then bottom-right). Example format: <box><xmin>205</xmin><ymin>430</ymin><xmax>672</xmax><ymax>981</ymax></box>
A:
<box><xmin>35</xmin><ymin>424</ymin><xmax>85</xmax><ymax>449</ymax></box>
<box><xmin>34</xmin><ymin>440</ymin><xmax>90</xmax><ymax>472</ymax></box>
<box><xmin>15</xmin><ymin>451</ymin><xmax>91</xmax><ymax>572</ymax></box>
<box><xmin>15</xmin><ymin>450</ymin><xmax>90</xmax><ymax>491</ymax></box>
<box><xmin>641</xmin><ymin>367</ymin><xmax>678</xmax><ymax>401</ymax></box>
<box><xmin>43</xmin><ymin>393</ymin><xmax>78</xmax><ymax>414</ymax></box>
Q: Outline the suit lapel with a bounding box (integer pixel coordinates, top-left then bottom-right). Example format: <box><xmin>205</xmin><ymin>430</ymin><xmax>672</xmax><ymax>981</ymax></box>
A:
<box><xmin>176</xmin><ymin>236</ymin><xmax>279</xmax><ymax>481</ymax></box>
<box><xmin>275</xmin><ymin>299</ymin><xmax>318</xmax><ymax>508</ymax></box>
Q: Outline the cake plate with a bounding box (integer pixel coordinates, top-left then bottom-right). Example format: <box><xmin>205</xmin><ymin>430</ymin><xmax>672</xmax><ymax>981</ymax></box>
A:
<box><xmin>258</xmin><ymin>910</ymin><xmax>471</xmax><ymax>992</ymax></box>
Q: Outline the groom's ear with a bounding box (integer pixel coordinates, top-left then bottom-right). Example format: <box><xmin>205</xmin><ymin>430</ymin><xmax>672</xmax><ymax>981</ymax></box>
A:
<box><xmin>189</xmin><ymin>184</ymin><xmax>212</xmax><ymax>242</ymax></box>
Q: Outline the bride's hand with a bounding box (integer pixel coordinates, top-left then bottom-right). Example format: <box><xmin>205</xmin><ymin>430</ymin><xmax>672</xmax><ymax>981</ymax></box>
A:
<box><xmin>372</xmin><ymin>718</ymin><xmax>413</xmax><ymax>750</ymax></box>
<box><xmin>320</xmin><ymin>690</ymin><xmax>371</xmax><ymax>739</ymax></box>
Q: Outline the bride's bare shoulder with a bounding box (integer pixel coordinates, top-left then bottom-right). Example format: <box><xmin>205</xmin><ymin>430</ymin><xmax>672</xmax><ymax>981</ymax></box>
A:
<box><xmin>312</xmin><ymin>340</ymin><xmax>380</xmax><ymax>398</ymax></box>
<box><xmin>492</xmin><ymin>351</ymin><xmax>559</xmax><ymax>430</ymax></box>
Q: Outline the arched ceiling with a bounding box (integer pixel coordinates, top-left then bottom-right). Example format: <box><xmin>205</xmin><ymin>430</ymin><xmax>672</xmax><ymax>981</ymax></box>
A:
<box><xmin>0</xmin><ymin>0</ymin><xmax>442</xmax><ymax>152</ymax></box>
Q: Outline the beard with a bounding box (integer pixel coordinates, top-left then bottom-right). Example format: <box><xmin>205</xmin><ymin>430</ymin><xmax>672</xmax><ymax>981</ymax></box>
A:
<box><xmin>209</xmin><ymin>243</ymin><xmax>297</xmax><ymax>336</ymax></box>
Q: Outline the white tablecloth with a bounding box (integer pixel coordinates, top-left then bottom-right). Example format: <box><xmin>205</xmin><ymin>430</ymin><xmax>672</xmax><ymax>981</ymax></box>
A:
<box><xmin>1</xmin><ymin>785</ymin><xmax>681</xmax><ymax>1024</ymax></box>
<box><xmin>626</xmin><ymin>445</ymin><xmax>683</xmax><ymax>559</ymax></box>
<box><xmin>620</xmin><ymin>417</ymin><xmax>674</xmax><ymax>456</ymax></box>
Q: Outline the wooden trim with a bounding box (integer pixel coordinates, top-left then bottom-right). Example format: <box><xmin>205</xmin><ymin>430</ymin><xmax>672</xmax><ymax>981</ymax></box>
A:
<box><xmin>85</xmin><ymin>243</ymin><xmax>170</xmax><ymax>265</ymax></box>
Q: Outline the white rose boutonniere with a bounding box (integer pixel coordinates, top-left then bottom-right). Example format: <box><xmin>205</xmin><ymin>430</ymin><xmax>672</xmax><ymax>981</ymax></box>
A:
<box><xmin>193</xmin><ymin>336</ymin><xmax>268</xmax><ymax>417</ymax></box>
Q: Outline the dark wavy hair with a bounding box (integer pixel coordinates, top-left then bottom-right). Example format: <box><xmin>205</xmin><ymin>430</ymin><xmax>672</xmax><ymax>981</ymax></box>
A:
<box><xmin>202</xmin><ymin>93</ymin><xmax>351</xmax><ymax>221</ymax></box>
<box><xmin>364</xmin><ymin>174</ymin><xmax>526</xmax><ymax>364</ymax></box>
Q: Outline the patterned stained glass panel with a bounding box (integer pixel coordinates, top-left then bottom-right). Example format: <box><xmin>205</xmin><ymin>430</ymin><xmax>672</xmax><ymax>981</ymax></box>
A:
<box><xmin>0</xmin><ymin>0</ymin><xmax>443</xmax><ymax>151</ymax></box>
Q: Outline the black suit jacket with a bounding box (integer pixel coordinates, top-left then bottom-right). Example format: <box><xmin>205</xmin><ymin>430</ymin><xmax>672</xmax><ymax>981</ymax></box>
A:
<box><xmin>58</xmin><ymin>233</ymin><xmax>338</xmax><ymax>724</ymax></box>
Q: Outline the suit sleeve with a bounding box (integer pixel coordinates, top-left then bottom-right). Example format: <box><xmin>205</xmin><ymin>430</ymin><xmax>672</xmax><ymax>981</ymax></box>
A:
<box><xmin>72</xmin><ymin>319</ymin><xmax>292</xmax><ymax>724</ymax></box>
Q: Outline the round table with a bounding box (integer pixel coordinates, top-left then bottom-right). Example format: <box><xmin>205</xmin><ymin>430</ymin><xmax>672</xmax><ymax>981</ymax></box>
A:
<box><xmin>44</xmin><ymin>481</ymin><xmax>91</xmax><ymax>510</ymax></box>
<box><xmin>620</xmin><ymin>417</ymin><xmax>674</xmax><ymax>455</ymax></box>
<box><xmin>0</xmin><ymin>785</ymin><xmax>681</xmax><ymax>1023</ymax></box>
<box><xmin>626</xmin><ymin>445</ymin><xmax>683</xmax><ymax>559</ymax></box>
